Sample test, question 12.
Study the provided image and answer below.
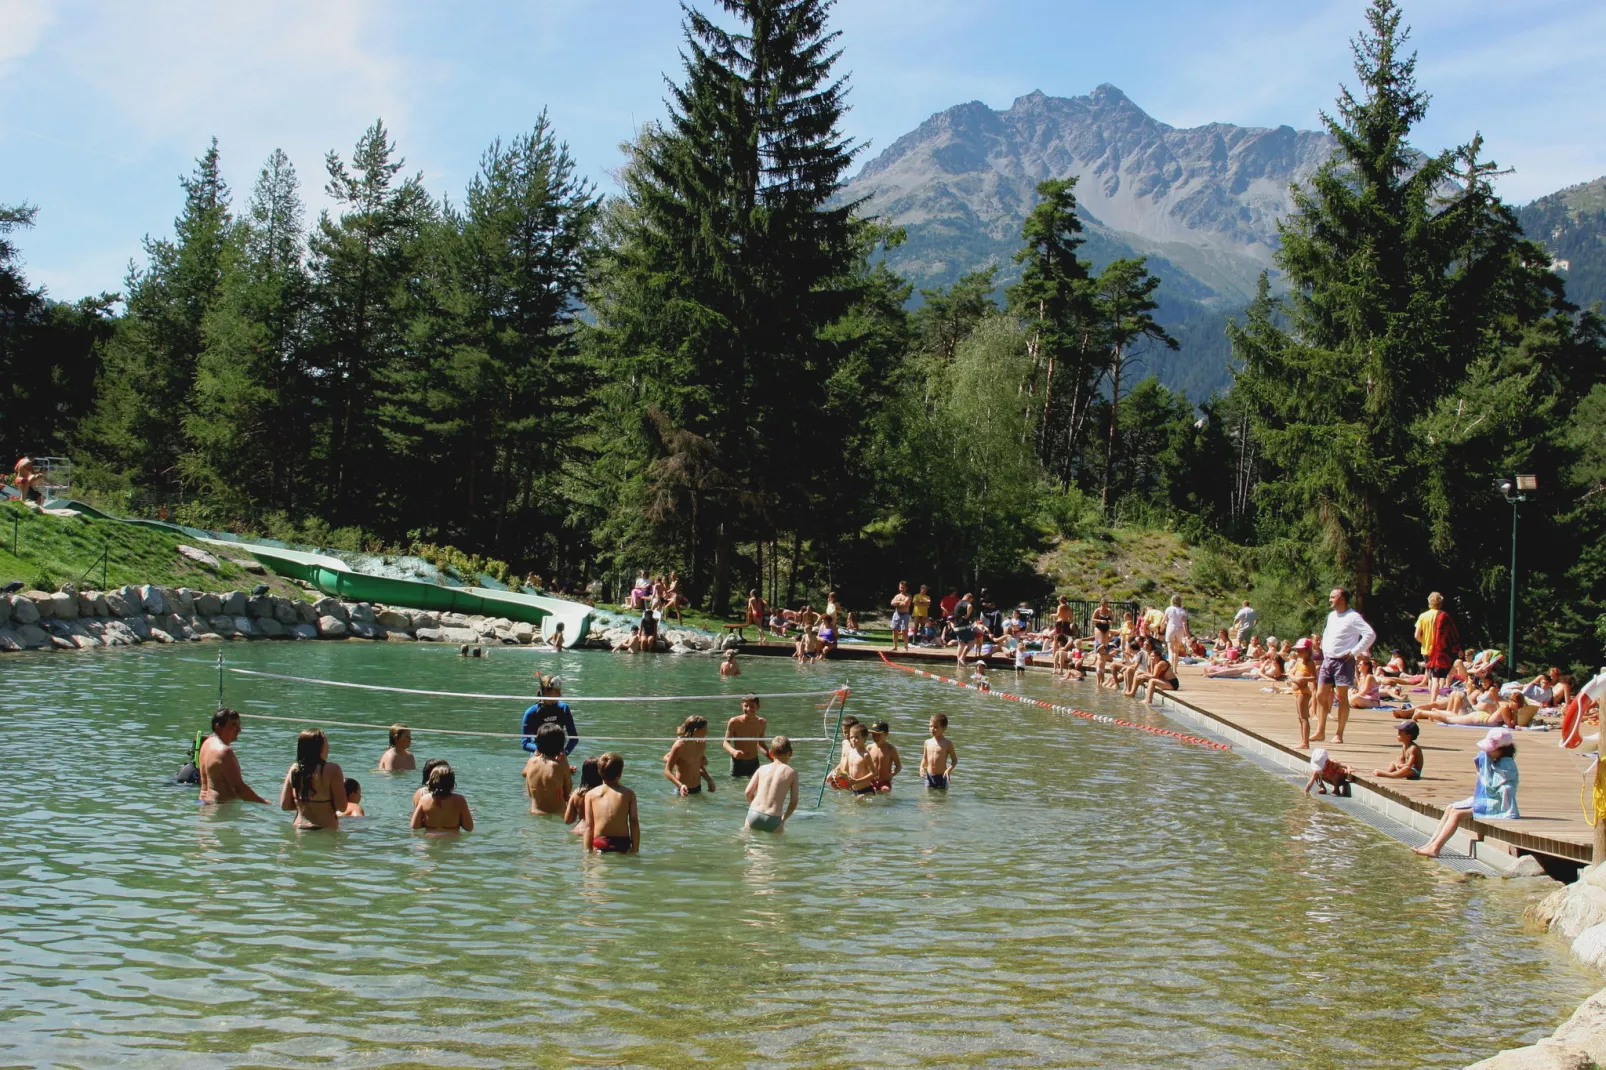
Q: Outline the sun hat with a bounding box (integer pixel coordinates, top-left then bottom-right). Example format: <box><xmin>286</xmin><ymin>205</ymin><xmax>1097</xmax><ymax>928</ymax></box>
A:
<box><xmin>1309</xmin><ymin>748</ymin><xmax>1330</xmax><ymax>771</ymax></box>
<box><xmin>1477</xmin><ymin>727</ymin><xmax>1514</xmax><ymax>753</ymax></box>
<box><xmin>1294</xmin><ymin>637</ymin><xmax>1312</xmax><ymax>651</ymax></box>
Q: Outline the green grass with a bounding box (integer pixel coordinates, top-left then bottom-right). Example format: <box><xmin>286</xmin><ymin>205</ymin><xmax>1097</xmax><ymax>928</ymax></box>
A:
<box><xmin>0</xmin><ymin>500</ymin><xmax>291</xmax><ymax>594</ymax></box>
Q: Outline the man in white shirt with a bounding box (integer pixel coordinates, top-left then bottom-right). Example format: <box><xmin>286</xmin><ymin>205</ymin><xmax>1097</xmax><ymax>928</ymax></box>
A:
<box><xmin>1162</xmin><ymin>595</ymin><xmax>1190</xmax><ymax>658</ymax></box>
<box><xmin>1315</xmin><ymin>587</ymin><xmax>1376</xmax><ymax>745</ymax></box>
<box><xmin>1231</xmin><ymin>600</ymin><xmax>1257</xmax><ymax>646</ymax></box>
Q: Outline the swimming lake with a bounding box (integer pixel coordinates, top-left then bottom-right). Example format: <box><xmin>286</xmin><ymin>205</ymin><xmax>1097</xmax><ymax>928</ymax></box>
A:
<box><xmin>0</xmin><ymin>643</ymin><xmax>1594</xmax><ymax>1068</ymax></box>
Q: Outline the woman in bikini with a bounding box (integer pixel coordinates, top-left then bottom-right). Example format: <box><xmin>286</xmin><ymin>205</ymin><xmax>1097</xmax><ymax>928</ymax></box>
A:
<box><xmin>279</xmin><ymin>729</ymin><xmax>348</xmax><ymax>830</ymax></box>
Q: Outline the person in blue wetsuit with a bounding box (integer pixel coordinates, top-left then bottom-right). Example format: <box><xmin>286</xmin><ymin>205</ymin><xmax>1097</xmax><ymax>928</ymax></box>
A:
<box><xmin>522</xmin><ymin>674</ymin><xmax>579</xmax><ymax>755</ymax></box>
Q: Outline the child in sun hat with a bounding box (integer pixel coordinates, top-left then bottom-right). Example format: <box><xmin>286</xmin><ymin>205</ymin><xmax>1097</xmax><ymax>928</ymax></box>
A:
<box><xmin>1304</xmin><ymin>748</ymin><xmax>1353</xmax><ymax>797</ymax></box>
<box><xmin>1413</xmin><ymin>727</ymin><xmax>1519</xmax><ymax>857</ymax></box>
<box><xmin>1373</xmin><ymin>720</ymin><xmax>1424</xmax><ymax>780</ymax></box>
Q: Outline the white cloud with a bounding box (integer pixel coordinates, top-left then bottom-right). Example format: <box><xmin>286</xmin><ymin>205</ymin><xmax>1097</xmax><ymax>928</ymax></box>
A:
<box><xmin>0</xmin><ymin>0</ymin><xmax>54</xmax><ymax>69</ymax></box>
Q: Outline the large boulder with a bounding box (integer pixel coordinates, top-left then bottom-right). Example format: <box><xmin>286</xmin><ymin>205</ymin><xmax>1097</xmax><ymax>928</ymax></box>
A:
<box><xmin>473</xmin><ymin>618</ymin><xmax>500</xmax><ymax>638</ymax></box>
<box><xmin>295</xmin><ymin>600</ymin><xmax>318</xmax><ymax>625</ymax></box>
<box><xmin>1466</xmin><ymin>1039</ymin><xmax>1595</xmax><ymax>1070</ymax></box>
<box><xmin>146</xmin><ymin>625</ymin><xmax>174</xmax><ymax>644</ymax></box>
<box><xmin>232</xmin><ymin>616</ymin><xmax>257</xmax><ymax>638</ymax></box>
<box><xmin>346</xmin><ymin>602</ymin><xmax>376</xmax><ymax>624</ymax></box>
<box><xmin>256</xmin><ymin>617</ymin><xmax>285</xmax><ymax>639</ymax></box>
<box><xmin>1548</xmin><ymin>879</ymin><xmax>1606</xmax><ymax>943</ymax></box>
<box><xmin>0</xmin><ymin>595</ymin><xmax>11</xmax><ymax>626</ymax></box>
<box><xmin>441</xmin><ymin>626</ymin><xmax>482</xmax><ymax>645</ymax></box>
<box><xmin>1548</xmin><ymin>989</ymin><xmax>1606</xmax><ymax>1067</ymax></box>
<box><xmin>414</xmin><ymin>627</ymin><xmax>445</xmax><ymax>643</ymax></box>
<box><xmin>76</xmin><ymin>593</ymin><xmax>98</xmax><ymax>617</ymax></box>
<box><xmin>410</xmin><ymin>611</ymin><xmax>438</xmax><ymax>630</ymax></box>
<box><xmin>25</xmin><ymin>591</ymin><xmax>54</xmax><ymax>619</ymax></box>
<box><xmin>139</xmin><ymin>585</ymin><xmax>167</xmax><ymax>615</ymax></box>
<box><xmin>287</xmin><ymin>622</ymin><xmax>319</xmax><ymax>640</ymax></box>
<box><xmin>0</xmin><ymin>625</ymin><xmax>21</xmax><ymax>651</ymax></box>
<box><xmin>100</xmin><ymin>620</ymin><xmax>140</xmax><ymax>646</ymax></box>
<box><xmin>245</xmin><ymin>595</ymin><xmax>270</xmax><ymax>619</ymax></box>
<box><xmin>49</xmin><ymin>590</ymin><xmax>78</xmax><ymax>620</ymax></box>
<box><xmin>15</xmin><ymin>623</ymin><xmax>50</xmax><ymax>649</ymax></box>
<box><xmin>376</xmin><ymin>609</ymin><xmax>412</xmax><ymax>630</ymax></box>
<box><xmin>103</xmin><ymin>589</ymin><xmax>136</xmax><ymax>617</ymax></box>
<box><xmin>349</xmin><ymin>620</ymin><xmax>383</xmax><ymax>640</ymax></box>
<box><xmin>317</xmin><ymin>615</ymin><xmax>349</xmax><ymax>638</ymax></box>
<box><xmin>271</xmin><ymin>597</ymin><xmax>299</xmax><ymax>625</ymax></box>
<box><xmin>122</xmin><ymin>615</ymin><xmax>151</xmax><ymax>640</ymax></box>
<box><xmin>195</xmin><ymin>592</ymin><xmax>223</xmax><ymax>617</ymax></box>
<box><xmin>177</xmin><ymin>544</ymin><xmax>220</xmax><ymax>569</ymax></box>
<box><xmin>384</xmin><ymin>629</ymin><xmax>416</xmax><ymax>642</ymax></box>
<box><xmin>511</xmin><ymin>621</ymin><xmax>537</xmax><ymax>643</ymax></box>
<box><xmin>220</xmin><ymin>591</ymin><xmax>247</xmax><ymax>616</ymax></box>
<box><xmin>208</xmin><ymin>615</ymin><xmax>237</xmax><ymax>637</ymax></box>
<box><xmin>312</xmin><ymin>598</ymin><xmax>348</xmax><ymax>623</ymax></box>
<box><xmin>171</xmin><ymin>588</ymin><xmax>197</xmax><ymax>616</ymax></box>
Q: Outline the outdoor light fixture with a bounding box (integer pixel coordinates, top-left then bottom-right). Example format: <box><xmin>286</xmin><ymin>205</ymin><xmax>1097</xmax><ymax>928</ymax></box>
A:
<box><xmin>1517</xmin><ymin>474</ymin><xmax>1538</xmax><ymax>492</ymax></box>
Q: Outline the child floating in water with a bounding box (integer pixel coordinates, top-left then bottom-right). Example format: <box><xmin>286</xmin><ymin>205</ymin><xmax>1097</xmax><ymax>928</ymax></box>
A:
<box><xmin>523</xmin><ymin>723</ymin><xmax>573</xmax><ymax>815</ymax></box>
<box><xmin>411</xmin><ymin>762</ymin><xmax>474</xmax><ymax>831</ymax></box>
<box><xmin>1373</xmin><ymin>721</ymin><xmax>1424</xmax><ymax>781</ymax></box>
<box><xmin>341</xmin><ymin>778</ymin><xmax>366</xmax><ymax>817</ymax></box>
<box><xmin>744</xmin><ymin>736</ymin><xmax>799</xmax><ymax>833</ymax></box>
<box><xmin>565</xmin><ymin>757</ymin><xmax>604</xmax><ymax>835</ymax></box>
<box><xmin>868</xmin><ymin>721</ymin><xmax>901</xmax><ymax>793</ymax></box>
<box><xmin>720</xmin><ymin>650</ymin><xmax>741</xmax><ymax>677</ymax></box>
<box><xmin>1304</xmin><ymin>748</ymin><xmax>1353</xmax><ymax>797</ymax></box>
<box><xmin>380</xmin><ymin>724</ymin><xmax>416</xmax><ymax>772</ymax></box>
<box><xmin>585</xmin><ymin>752</ymin><xmax>639</xmax><ymax>853</ymax></box>
<box><xmin>920</xmin><ymin>714</ymin><xmax>957</xmax><ymax>790</ymax></box>
<box><xmin>664</xmin><ymin>715</ymin><xmax>717</xmax><ymax>796</ymax></box>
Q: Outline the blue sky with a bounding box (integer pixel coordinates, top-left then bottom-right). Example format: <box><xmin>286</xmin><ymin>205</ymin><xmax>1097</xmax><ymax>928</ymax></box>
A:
<box><xmin>3</xmin><ymin>0</ymin><xmax>1603</xmax><ymax>301</ymax></box>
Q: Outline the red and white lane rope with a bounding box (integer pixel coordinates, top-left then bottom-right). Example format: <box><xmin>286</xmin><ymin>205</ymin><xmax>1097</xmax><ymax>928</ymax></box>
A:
<box><xmin>877</xmin><ymin>652</ymin><xmax>1231</xmax><ymax>751</ymax></box>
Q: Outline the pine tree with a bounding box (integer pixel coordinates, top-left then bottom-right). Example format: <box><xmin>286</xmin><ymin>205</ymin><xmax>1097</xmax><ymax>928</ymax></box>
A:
<box><xmin>915</xmin><ymin>264</ymin><xmax>997</xmax><ymax>362</ymax></box>
<box><xmin>307</xmin><ymin>120</ymin><xmax>433</xmax><ymax>526</ymax></box>
<box><xmin>1095</xmin><ymin>257</ymin><xmax>1175</xmax><ymax>512</ymax></box>
<box><xmin>591</xmin><ymin>0</ymin><xmax>863</xmax><ymax>612</ymax></box>
<box><xmin>184</xmin><ymin>148</ymin><xmax>312</xmax><ymax>518</ymax></box>
<box><xmin>85</xmin><ymin>140</ymin><xmax>233</xmax><ymax>498</ymax></box>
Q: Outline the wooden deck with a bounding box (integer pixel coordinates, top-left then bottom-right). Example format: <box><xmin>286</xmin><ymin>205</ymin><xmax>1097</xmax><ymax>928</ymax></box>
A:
<box><xmin>1155</xmin><ymin>663</ymin><xmax>1594</xmax><ymax>864</ymax></box>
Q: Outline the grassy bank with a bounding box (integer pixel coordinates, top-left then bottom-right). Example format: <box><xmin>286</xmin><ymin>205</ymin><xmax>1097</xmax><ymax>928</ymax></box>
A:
<box><xmin>0</xmin><ymin>500</ymin><xmax>270</xmax><ymax>592</ymax></box>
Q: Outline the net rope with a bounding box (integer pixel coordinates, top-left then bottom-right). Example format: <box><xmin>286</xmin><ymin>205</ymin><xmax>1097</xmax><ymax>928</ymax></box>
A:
<box><xmin>237</xmin><ymin>710</ymin><xmax>830</xmax><ymax>743</ymax></box>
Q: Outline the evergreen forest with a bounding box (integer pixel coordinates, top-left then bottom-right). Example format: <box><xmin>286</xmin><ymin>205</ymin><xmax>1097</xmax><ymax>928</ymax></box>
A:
<box><xmin>4</xmin><ymin>0</ymin><xmax>1606</xmax><ymax>673</ymax></box>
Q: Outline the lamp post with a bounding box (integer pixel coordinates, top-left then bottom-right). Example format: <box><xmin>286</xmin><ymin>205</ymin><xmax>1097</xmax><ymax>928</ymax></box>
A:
<box><xmin>1496</xmin><ymin>474</ymin><xmax>1538</xmax><ymax>673</ymax></box>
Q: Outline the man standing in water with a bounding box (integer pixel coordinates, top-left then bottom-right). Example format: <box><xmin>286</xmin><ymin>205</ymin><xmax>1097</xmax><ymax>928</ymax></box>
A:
<box><xmin>522</xmin><ymin>674</ymin><xmax>580</xmax><ymax>756</ymax></box>
<box><xmin>1314</xmin><ymin>587</ymin><xmax>1375</xmax><ymax>745</ymax></box>
<box><xmin>198</xmin><ymin>707</ymin><xmax>269</xmax><ymax>805</ymax></box>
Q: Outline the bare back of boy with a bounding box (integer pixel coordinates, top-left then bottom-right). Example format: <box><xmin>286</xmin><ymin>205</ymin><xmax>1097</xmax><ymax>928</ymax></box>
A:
<box><xmin>746</xmin><ymin>761</ymin><xmax>798</xmax><ymax>821</ymax></box>
<box><xmin>586</xmin><ymin>783</ymin><xmax>638</xmax><ymax>852</ymax></box>
<box><xmin>523</xmin><ymin>753</ymin><xmax>572</xmax><ymax>814</ymax></box>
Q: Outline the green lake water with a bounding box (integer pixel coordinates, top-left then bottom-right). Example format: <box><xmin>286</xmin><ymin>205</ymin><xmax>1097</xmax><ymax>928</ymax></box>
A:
<box><xmin>0</xmin><ymin>643</ymin><xmax>1595</xmax><ymax>1068</ymax></box>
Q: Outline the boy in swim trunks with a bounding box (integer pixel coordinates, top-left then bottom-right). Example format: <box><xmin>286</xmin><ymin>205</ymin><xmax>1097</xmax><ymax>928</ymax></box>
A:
<box><xmin>867</xmin><ymin>721</ymin><xmax>901</xmax><ymax>792</ymax></box>
<box><xmin>920</xmin><ymin>714</ymin><xmax>958</xmax><ymax>790</ymax></box>
<box><xmin>840</xmin><ymin>724</ymin><xmax>878</xmax><ymax>795</ymax></box>
<box><xmin>379</xmin><ymin>724</ymin><xmax>416</xmax><ymax>772</ymax></box>
<box><xmin>585</xmin><ymin>752</ymin><xmax>639</xmax><ymax>853</ymax></box>
<box><xmin>1373</xmin><ymin>720</ymin><xmax>1424</xmax><ymax>781</ymax></box>
<box><xmin>664</xmin><ymin>715</ymin><xmax>717</xmax><ymax>796</ymax></box>
<box><xmin>890</xmin><ymin>581</ymin><xmax>913</xmax><ymax>651</ymax></box>
<box><xmin>723</xmin><ymin>694</ymin><xmax>768</xmax><ymax>778</ymax></box>
<box><xmin>523</xmin><ymin>723</ymin><xmax>573</xmax><ymax>814</ymax></box>
<box><xmin>827</xmin><ymin>717</ymin><xmax>860</xmax><ymax>789</ymax></box>
<box><xmin>744</xmin><ymin>735</ymin><xmax>799</xmax><ymax>832</ymax></box>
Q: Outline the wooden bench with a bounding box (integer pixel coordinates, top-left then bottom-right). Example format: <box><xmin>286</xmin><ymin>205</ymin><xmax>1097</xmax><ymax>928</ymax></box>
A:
<box><xmin>723</xmin><ymin>622</ymin><xmax>747</xmax><ymax>641</ymax></box>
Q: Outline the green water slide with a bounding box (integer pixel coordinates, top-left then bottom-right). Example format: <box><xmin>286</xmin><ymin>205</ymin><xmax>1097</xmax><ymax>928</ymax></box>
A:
<box><xmin>40</xmin><ymin>497</ymin><xmax>592</xmax><ymax>639</ymax></box>
<box><xmin>201</xmin><ymin>541</ymin><xmax>593</xmax><ymax>637</ymax></box>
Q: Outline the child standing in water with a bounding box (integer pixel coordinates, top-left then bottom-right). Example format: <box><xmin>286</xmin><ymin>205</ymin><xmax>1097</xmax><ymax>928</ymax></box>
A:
<box><xmin>744</xmin><ymin>736</ymin><xmax>800</xmax><ymax>833</ymax></box>
<box><xmin>411</xmin><ymin>762</ymin><xmax>474</xmax><ymax>831</ymax></box>
<box><xmin>523</xmin><ymin>723</ymin><xmax>573</xmax><ymax>815</ymax></box>
<box><xmin>585</xmin><ymin>752</ymin><xmax>640</xmax><ymax>853</ymax></box>
<box><xmin>412</xmin><ymin>758</ymin><xmax>448</xmax><ymax>808</ymax></box>
<box><xmin>341</xmin><ymin>779</ymin><xmax>366</xmax><ymax>817</ymax></box>
<box><xmin>720</xmin><ymin>650</ymin><xmax>741</xmax><ymax>677</ymax></box>
<box><xmin>664</xmin><ymin>715</ymin><xmax>717</xmax><ymax>796</ymax></box>
<box><xmin>379</xmin><ymin>724</ymin><xmax>416</xmax><ymax>772</ymax></box>
<box><xmin>826</xmin><ymin>717</ymin><xmax>860</xmax><ymax>789</ymax></box>
<box><xmin>841</xmin><ymin>724</ymin><xmax>878</xmax><ymax>796</ymax></box>
<box><xmin>868</xmin><ymin>721</ymin><xmax>902</xmax><ymax>792</ymax></box>
<box><xmin>722</xmin><ymin>694</ymin><xmax>768</xmax><ymax>778</ymax></box>
<box><xmin>920</xmin><ymin>714</ymin><xmax>958</xmax><ymax>790</ymax></box>
<box><xmin>565</xmin><ymin>757</ymin><xmax>604</xmax><ymax>835</ymax></box>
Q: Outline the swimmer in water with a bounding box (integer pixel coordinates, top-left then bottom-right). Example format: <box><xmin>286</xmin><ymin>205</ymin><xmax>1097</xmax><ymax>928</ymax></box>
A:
<box><xmin>411</xmin><ymin>762</ymin><xmax>473</xmax><ymax>831</ymax></box>
<box><xmin>379</xmin><ymin>724</ymin><xmax>416</xmax><ymax>772</ymax></box>
<box><xmin>547</xmin><ymin>622</ymin><xmax>566</xmax><ymax>650</ymax></box>
<box><xmin>920</xmin><ymin>714</ymin><xmax>957</xmax><ymax>790</ymax></box>
<box><xmin>719</xmin><ymin>649</ymin><xmax>741</xmax><ymax>677</ymax></box>
<box><xmin>722</xmin><ymin>694</ymin><xmax>767</xmax><ymax>779</ymax></box>
<box><xmin>868</xmin><ymin>721</ymin><xmax>901</xmax><ymax>793</ymax></box>
<box><xmin>841</xmin><ymin>724</ymin><xmax>877</xmax><ymax>796</ymax></box>
<box><xmin>522</xmin><ymin>723</ymin><xmax>572</xmax><ymax>815</ymax></box>
<box><xmin>341</xmin><ymin>779</ymin><xmax>366</xmax><ymax>817</ymax></box>
<box><xmin>412</xmin><ymin>758</ymin><xmax>448</xmax><ymax>809</ymax></box>
<box><xmin>198</xmin><ymin>707</ymin><xmax>269</xmax><ymax>805</ymax></box>
<box><xmin>664</xmin><ymin>715</ymin><xmax>716</xmax><ymax>796</ymax></box>
<box><xmin>743</xmin><ymin>736</ymin><xmax>799</xmax><ymax>833</ymax></box>
<box><xmin>584</xmin><ymin>752</ymin><xmax>639</xmax><ymax>854</ymax></box>
<box><xmin>564</xmin><ymin>756</ymin><xmax>604</xmax><ymax>835</ymax></box>
<box><xmin>278</xmin><ymin>729</ymin><xmax>348</xmax><ymax>830</ymax></box>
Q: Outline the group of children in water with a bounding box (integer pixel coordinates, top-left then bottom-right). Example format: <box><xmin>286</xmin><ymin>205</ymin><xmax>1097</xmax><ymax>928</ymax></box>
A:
<box><xmin>235</xmin><ymin>692</ymin><xmax>961</xmax><ymax>854</ymax></box>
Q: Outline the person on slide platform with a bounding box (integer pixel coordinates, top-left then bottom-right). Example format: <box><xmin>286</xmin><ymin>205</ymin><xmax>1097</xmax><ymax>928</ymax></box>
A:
<box><xmin>521</xmin><ymin>674</ymin><xmax>578</xmax><ymax>756</ymax></box>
